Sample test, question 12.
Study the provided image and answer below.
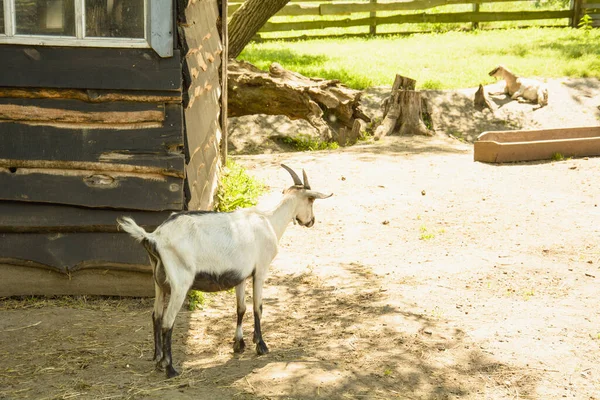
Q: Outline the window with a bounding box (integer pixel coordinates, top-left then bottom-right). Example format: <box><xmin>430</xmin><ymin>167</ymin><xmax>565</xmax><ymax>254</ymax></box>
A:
<box><xmin>0</xmin><ymin>0</ymin><xmax>172</xmax><ymax>57</ymax></box>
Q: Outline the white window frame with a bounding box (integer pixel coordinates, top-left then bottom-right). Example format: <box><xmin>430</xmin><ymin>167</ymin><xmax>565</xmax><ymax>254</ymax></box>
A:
<box><xmin>0</xmin><ymin>0</ymin><xmax>172</xmax><ymax>57</ymax></box>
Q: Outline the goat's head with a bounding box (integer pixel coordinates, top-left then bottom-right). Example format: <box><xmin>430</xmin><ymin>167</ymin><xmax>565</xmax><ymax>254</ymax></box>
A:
<box><xmin>488</xmin><ymin>65</ymin><xmax>505</xmax><ymax>78</ymax></box>
<box><xmin>281</xmin><ymin>164</ymin><xmax>332</xmax><ymax>228</ymax></box>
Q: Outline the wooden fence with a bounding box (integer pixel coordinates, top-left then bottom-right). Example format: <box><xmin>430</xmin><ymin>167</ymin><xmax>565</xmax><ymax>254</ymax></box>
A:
<box><xmin>229</xmin><ymin>0</ymin><xmax>599</xmax><ymax>39</ymax></box>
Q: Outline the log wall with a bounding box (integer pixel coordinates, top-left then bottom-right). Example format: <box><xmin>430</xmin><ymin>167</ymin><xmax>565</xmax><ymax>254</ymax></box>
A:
<box><xmin>0</xmin><ymin>0</ymin><xmax>226</xmax><ymax>296</ymax></box>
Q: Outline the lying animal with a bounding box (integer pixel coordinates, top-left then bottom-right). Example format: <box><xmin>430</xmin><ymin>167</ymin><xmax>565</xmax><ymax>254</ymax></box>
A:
<box><xmin>489</xmin><ymin>65</ymin><xmax>548</xmax><ymax>107</ymax></box>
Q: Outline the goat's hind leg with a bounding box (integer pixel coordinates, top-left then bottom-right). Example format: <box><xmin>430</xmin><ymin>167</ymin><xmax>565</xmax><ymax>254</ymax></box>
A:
<box><xmin>158</xmin><ymin>286</ymin><xmax>187</xmax><ymax>378</ymax></box>
<box><xmin>233</xmin><ymin>280</ymin><xmax>247</xmax><ymax>353</ymax></box>
<box><xmin>152</xmin><ymin>282</ymin><xmax>165</xmax><ymax>364</ymax></box>
<box><xmin>252</xmin><ymin>276</ymin><xmax>269</xmax><ymax>355</ymax></box>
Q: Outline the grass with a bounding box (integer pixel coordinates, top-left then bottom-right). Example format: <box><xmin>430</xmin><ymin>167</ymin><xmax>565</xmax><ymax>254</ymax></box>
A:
<box><xmin>240</xmin><ymin>27</ymin><xmax>600</xmax><ymax>90</ymax></box>
<box><xmin>281</xmin><ymin>134</ymin><xmax>340</xmax><ymax>151</ymax></box>
<box><xmin>187</xmin><ymin>291</ymin><xmax>206</xmax><ymax>311</ymax></box>
<box><xmin>215</xmin><ymin>159</ymin><xmax>266</xmax><ymax>212</ymax></box>
<box><xmin>419</xmin><ymin>225</ymin><xmax>436</xmax><ymax>240</ymax></box>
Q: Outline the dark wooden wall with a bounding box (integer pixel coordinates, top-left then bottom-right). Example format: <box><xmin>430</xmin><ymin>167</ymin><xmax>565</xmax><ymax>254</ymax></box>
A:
<box><xmin>177</xmin><ymin>0</ymin><xmax>224</xmax><ymax>211</ymax></box>
<box><xmin>0</xmin><ymin>0</ymin><xmax>226</xmax><ymax>296</ymax></box>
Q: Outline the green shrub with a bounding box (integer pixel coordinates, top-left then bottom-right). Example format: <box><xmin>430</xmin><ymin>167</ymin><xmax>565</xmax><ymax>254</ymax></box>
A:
<box><xmin>215</xmin><ymin>160</ymin><xmax>266</xmax><ymax>212</ymax></box>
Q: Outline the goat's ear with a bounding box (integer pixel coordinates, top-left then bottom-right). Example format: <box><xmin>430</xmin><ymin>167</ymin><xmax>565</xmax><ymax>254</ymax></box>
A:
<box><xmin>306</xmin><ymin>190</ymin><xmax>333</xmax><ymax>200</ymax></box>
<box><xmin>302</xmin><ymin>169</ymin><xmax>311</xmax><ymax>189</ymax></box>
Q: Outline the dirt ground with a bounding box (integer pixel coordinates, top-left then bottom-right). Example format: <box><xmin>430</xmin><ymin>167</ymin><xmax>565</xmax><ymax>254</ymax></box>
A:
<box><xmin>1</xmin><ymin>79</ymin><xmax>600</xmax><ymax>400</ymax></box>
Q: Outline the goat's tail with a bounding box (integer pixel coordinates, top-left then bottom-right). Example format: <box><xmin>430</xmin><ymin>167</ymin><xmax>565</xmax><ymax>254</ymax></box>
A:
<box><xmin>117</xmin><ymin>217</ymin><xmax>151</xmax><ymax>243</ymax></box>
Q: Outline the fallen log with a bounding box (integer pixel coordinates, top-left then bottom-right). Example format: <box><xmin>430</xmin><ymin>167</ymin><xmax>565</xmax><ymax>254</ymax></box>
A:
<box><xmin>227</xmin><ymin>60</ymin><xmax>369</xmax><ymax>142</ymax></box>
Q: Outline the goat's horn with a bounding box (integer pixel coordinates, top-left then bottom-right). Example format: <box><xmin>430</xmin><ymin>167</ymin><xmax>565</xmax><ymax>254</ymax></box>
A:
<box><xmin>281</xmin><ymin>164</ymin><xmax>302</xmax><ymax>186</ymax></box>
<box><xmin>302</xmin><ymin>169</ymin><xmax>311</xmax><ymax>189</ymax></box>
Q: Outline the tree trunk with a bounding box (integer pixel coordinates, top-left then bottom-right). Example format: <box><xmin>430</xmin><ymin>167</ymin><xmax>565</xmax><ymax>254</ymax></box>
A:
<box><xmin>375</xmin><ymin>74</ymin><xmax>432</xmax><ymax>140</ymax></box>
<box><xmin>228</xmin><ymin>60</ymin><xmax>369</xmax><ymax>142</ymax></box>
<box><xmin>228</xmin><ymin>0</ymin><xmax>291</xmax><ymax>59</ymax></box>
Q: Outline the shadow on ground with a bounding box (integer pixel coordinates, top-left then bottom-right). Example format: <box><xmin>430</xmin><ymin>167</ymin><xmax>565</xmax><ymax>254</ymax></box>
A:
<box><xmin>175</xmin><ymin>262</ymin><xmax>539</xmax><ymax>399</ymax></box>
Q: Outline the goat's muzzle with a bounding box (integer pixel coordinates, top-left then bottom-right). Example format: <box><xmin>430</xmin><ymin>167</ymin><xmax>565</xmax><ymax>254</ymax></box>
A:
<box><xmin>297</xmin><ymin>217</ymin><xmax>315</xmax><ymax>228</ymax></box>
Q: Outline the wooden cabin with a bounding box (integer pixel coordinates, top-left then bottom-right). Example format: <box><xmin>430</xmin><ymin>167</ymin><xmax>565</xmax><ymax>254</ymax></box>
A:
<box><xmin>0</xmin><ymin>0</ymin><xmax>227</xmax><ymax>297</ymax></box>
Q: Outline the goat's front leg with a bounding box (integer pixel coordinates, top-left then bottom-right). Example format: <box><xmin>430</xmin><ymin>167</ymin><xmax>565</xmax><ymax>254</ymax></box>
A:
<box><xmin>152</xmin><ymin>281</ymin><xmax>166</xmax><ymax>363</ymax></box>
<box><xmin>233</xmin><ymin>280</ymin><xmax>247</xmax><ymax>353</ymax></box>
<box><xmin>511</xmin><ymin>88</ymin><xmax>523</xmax><ymax>101</ymax></box>
<box><xmin>252</xmin><ymin>276</ymin><xmax>269</xmax><ymax>355</ymax></box>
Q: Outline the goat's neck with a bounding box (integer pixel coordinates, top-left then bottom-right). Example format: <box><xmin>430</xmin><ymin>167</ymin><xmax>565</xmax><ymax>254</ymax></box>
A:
<box><xmin>266</xmin><ymin>194</ymin><xmax>298</xmax><ymax>242</ymax></box>
<box><xmin>500</xmin><ymin>67</ymin><xmax>518</xmax><ymax>86</ymax></box>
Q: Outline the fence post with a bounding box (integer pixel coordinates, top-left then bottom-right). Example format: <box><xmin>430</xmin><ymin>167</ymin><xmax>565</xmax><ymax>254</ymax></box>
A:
<box><xmin>370</xmin><ymin>0</ymin><xmax>377</xmax><ymax>35</ymax></box>
<box><xmin>571</xmin><ymin>0</ymin><xmax>584</xmax><ymax>27</ymax></box>
<box><xmin>472</xmin><ymin>3</ymin><xmax>480</xmax><ymax>30</ymax></box>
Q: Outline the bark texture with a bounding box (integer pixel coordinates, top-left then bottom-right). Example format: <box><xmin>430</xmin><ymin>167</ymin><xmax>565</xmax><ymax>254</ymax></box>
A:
<box><xmin>474</xmin><ymin>84</ymin><xmax>498</xmax><ymax>113</ymax></box>
<box><xmin>228</xmin><ymin>60</ymin><xmax>369</xmax><ymax>141</ymax></box>
<box><xmin>228</xmin><ymin>0</ymin><xmax>291</xmax><ymax>58</ymax></box>
<box><xmin>375</xmin><ymin>74</ymin><xmax>433</xmax><ymax>140</ymax></box>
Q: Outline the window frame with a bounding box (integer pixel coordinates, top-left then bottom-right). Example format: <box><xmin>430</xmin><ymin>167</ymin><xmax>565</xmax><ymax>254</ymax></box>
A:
<box><xmin>0</xmin><ymin>0</ymin><xmax>172</xmax><ymax>57</ymax></box>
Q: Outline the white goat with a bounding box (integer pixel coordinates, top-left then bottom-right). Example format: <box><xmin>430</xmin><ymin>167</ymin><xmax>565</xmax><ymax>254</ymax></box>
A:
<box><xmin>117</xmin><ymin>164</ymin><xmax>332</xmax><ymax>378</ymax></box>
<box><xmin>489</xmin><ymin>65</ymin><xmax>548</xmax><ymax>107</ymax></box>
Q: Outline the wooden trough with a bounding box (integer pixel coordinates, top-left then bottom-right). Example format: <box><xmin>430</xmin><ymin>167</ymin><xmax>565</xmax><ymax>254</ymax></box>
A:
<box><xmin>474</xmin><ymin>126</ymin><xmax>600</xmax><ymax>163</ymax></box>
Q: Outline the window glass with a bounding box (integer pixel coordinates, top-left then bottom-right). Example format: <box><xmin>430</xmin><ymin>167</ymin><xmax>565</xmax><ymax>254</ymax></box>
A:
<box><xmin>0</xmin><ymin>1</ymin><xmax>4</xmax><ymax>34</ymax></box>
<box><xmin>86</xmin><ymin>0</ymin><xmax>144</xmax><ymax>38</ymax></box>
<box><xmin>15</xmin><ymin>0</ymin><xmax>75</xmax><ymax>36</ymax></box>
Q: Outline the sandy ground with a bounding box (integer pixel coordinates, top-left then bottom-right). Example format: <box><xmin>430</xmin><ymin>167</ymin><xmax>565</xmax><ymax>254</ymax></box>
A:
<box><xmin>1</xmin><ymin>79</ymin><xmax>600</xmax><ymax>400</ymax></box>
<box><xmin>228</xmin><ymin>78</ymin><xmax>600</xmax><ymax>153</ymax></box>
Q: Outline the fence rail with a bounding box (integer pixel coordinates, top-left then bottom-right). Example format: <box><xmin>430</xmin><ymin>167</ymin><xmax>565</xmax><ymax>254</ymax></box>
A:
<box><xmin>228</xmin><ymin>0</ymin><xmax>599</xmax><ymax>39</ymax></box>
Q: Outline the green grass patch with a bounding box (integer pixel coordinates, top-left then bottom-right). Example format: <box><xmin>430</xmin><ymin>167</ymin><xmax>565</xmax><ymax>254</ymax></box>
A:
<box><xmin>551</xmin><ymin>152</ymin><xmax>565</xmax><ymax>161</ymax></box>
<box><xmin>215</xmin><ymin>160</ymin><xmax>266</xmax><ymax>212</ymax></box>
<box><xmin>240</xmin><ymin>27</ymin><xmax>600</xmax><ymax>90</ymax></box>
<box><xmin>187</xmin><ymin>291</ymin><xmax>206</xmax><ymax>311</ymax></box>
<box><xmin>281</xmin><ymin>134</ymin><xmax>339</xmax><ymax>151</ymax></box>
<box><xmin>419</xmin><ymin>225</ymin><xmax>436</xmax><ymax>240</ymax></box>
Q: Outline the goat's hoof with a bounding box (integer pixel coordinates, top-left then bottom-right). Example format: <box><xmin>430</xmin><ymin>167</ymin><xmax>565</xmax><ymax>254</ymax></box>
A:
<box><xmin>233</xmin><ymin>338</ymin><xmax>246</xmax><ymax>353</ymax></box>
<box><xmin>155</xmin><ymin>362</ymin><xmax>165</xmax><ymax>372</ymax></box>
<box><xmin>255</xmin><ymin>340</ymin><xmax>269</xmax><ymax>356</ymax></box>
<box><xmin>166</xmin><ymin>365</ymin><xmax>180</xmax><ymax>379</ymax></box>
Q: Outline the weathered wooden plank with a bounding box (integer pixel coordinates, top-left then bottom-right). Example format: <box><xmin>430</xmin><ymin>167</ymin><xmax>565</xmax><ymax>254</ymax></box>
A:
<box><xmin>0</xmin><ymin>104</ymin><xmax>184</xmax><ymax>174</ymax></box>
<box><xmin>0</xmin><ymin>158</ymin><xmax>185</xmax><ymax>178</ymax></box>
<box><xmin>228</xmin><ymin>0</ymin><xmax>528</xmax><ymax>17</ymax></box>
<box><xmin>0</xmin><ymin>232</ymin><xmax>151</xmax><ymax>274</ymax></box>
<box><xmin>261</xmin><ymin>10</ymin><xmax>572</xmax><ymax>32</ymax></box>
<box><xmin>0</xmin><ymin>45</ymin><xmax>182</xmax><ymax>91</ymax></box>
<box><xmin>320</xmin><ymin>0</ymin><xmax>525</xmax><ymax>15</ymax></box>
<box><xmin>0</xmin><ymin>263</ymin><xmax>154</xmax><ymax>297</ymax></box>
<box><xmin>0</xmin><ymin>202</ymin><xmax>171</xmax><ymax>233</ymax></box>
<box><xmin>0</xmin><ymin>87</ymin><xmax>182</xmax><ymax>103</ymax></box>
<box><xmin>0</xmin><ymin>98</ymin><xmax>165</xmax><ymax>124</ymax></box>
<box><xmin>0</xmin><ymin>168</ymin><xmax>184</xmax><ymax>211</ymax></box>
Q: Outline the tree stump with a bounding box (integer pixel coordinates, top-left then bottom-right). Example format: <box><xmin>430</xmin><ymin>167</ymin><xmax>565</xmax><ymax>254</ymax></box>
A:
<box><xmin>375</xmin><ymin>74</ymin><xmax>433</xmax><ymax>140</ymax></box>
<box><xmin>474</xmin><ymin>84</ymin><xmax>497</xmax><ymax>113</ymax></box>
<box><xmin>227</xmin><ymin>60</ymin><xmax>370</xmax><ymax>142</ymax></box>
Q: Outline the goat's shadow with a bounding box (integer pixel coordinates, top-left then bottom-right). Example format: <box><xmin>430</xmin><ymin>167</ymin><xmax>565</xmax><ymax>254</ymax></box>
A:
<box><xmin>171</xmin><ymin>262</ymin><xmax>540</xmax><ymax>399</ymax></box>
